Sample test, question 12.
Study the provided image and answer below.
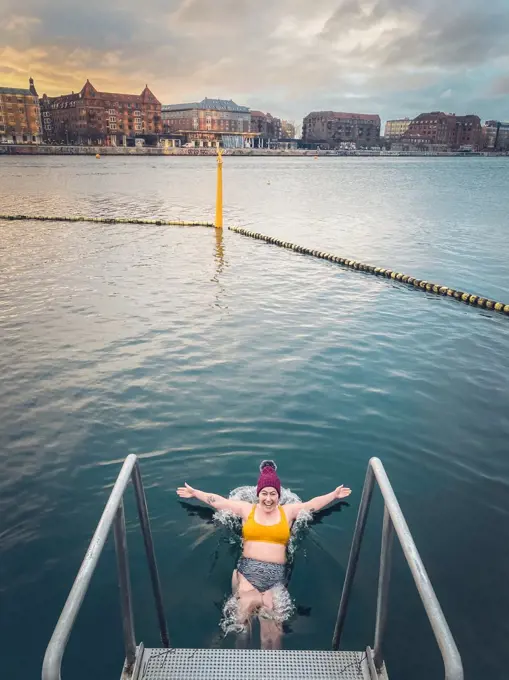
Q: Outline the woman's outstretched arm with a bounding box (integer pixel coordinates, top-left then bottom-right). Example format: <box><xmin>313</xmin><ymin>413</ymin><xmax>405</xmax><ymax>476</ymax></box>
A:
<box><xmin>176</xmin><ymin>483</ymin><xmax>251</xmax><ymax>518</ymax></box>
<box><xmin>285</xmin><ymin>485</ymin><xmax>352</xmax><ymax>519</ymax></box>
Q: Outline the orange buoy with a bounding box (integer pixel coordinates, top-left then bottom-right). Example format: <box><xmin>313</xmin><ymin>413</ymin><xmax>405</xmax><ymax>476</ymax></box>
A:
<box><xmin>95</xmin><ymin>153</ymin><xmax>101</xmax><ymax>159</ymax></box>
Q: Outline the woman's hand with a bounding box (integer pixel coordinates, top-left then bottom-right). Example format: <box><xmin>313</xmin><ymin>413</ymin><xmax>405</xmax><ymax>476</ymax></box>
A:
<box><xmin>334</xmin><ymin>485</ymin><xmax>352</xmax><ymax>500</ymax></box>
<box><xmin>286</xmin><ymin>484</ymin><xmax>353</xmax><ymax>517</ymax></box>
<box><xmin>176</xmin><ymin>483</ymin><xmax>196</xmax><ymax>499</ymax></box>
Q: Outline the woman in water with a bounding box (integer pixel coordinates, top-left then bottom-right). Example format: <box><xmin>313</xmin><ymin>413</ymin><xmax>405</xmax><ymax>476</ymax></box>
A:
<box><xmin>177</xmin><ymin>461</ymin><xmax>352</xmax><ymax>649</ymax></box>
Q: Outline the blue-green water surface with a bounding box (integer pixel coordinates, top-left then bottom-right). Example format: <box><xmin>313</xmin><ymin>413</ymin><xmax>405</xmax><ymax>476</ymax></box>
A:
<box><xmin>0</xmin><ymin>156</ymin><xmax>508</xmax><ymax>680</ymax></box>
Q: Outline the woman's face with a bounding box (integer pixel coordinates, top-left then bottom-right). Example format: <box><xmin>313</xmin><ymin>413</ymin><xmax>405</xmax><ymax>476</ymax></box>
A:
<box><xmin>258</xmin><ymin>487</ymin><xmax>279</xmax><ymax>510</ymax></box>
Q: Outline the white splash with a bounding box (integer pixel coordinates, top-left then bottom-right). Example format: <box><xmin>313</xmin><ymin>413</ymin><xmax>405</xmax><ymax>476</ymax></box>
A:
<box><xmin>215</xmin><ymin>485</ymin><xmax>313</xmax><ymax>635</ymax></box>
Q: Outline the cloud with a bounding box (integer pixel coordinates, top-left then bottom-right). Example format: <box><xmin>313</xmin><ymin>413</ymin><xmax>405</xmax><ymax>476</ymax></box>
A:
<box><xmin>490</xmin><ymin>74</ymin><xmax>509</xmax><ymax>96</ymax></box>
<box><xmin>4</xmin><ymin>15</ymin><xmax>41</xmax><ymax>31</ymax></box>
<box><xmin>1</xmin><ymin>0</ymin><xmax>509</xmax><ymax>121</ymax></box>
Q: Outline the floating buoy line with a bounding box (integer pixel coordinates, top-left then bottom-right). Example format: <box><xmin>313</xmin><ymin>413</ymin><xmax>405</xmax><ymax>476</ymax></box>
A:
<box><xmin>228</xmin><ymin>226</ymin><xmax>509</xmax><ymax>317</ymax></box>
<box><xmin>1</xmin><ymin>213</ymin><xmax>506</xmax><ymax>316</ymax></box>
<box><xmin>0</xmin><ymin>214</ymin><xmax>214</xmax><ymax>227</ymax></box>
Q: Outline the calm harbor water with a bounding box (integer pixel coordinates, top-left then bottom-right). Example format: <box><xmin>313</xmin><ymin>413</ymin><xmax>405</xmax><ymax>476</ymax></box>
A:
<box><xmin>0</xmin><ymin>156</ymin><xmax>508</xmax><ymax>680</ymax></box>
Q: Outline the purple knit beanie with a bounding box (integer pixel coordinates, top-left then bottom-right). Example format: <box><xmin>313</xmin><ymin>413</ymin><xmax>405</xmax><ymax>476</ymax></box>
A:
<box><xmin>256</xmin><ymin>460</ymin><xmax>281</xmax><ymax>496</ymax></box>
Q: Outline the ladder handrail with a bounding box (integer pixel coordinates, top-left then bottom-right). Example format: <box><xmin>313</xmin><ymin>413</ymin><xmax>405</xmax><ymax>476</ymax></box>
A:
<box><xmin>332</xmin><ymin>457</ymin><xmax>463</xmax><ymax>680</ymax></box>
<box><xmin>42</xmin><ymin>454</ymin><xmax>169</xmax><ymax>680</ymax></box>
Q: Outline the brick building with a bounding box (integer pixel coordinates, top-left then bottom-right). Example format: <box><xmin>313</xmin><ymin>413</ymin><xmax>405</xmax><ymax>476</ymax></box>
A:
<box><xmin>403</xmin><ymin>112</ymin><xmax>455</xmax><ymax>148</ymax></box>
<box><xmin>302</xmin><ymin>111</ymin><xmax>381</xmax><ymax>148</ymax></box>
<box><xmin>250</xmin><ymin>111</ymin><xmax>267</xmax><ymax>136</ymax></box>
<box><xmin>403</xmin><ymin>112</ymin><xmax>481</xmax><ymax>150</ymax></box>
<box><xmin>250</xmin><ymin>111</ymin><xmax>282</xmax><ymax>147</ymax></box>
<box><xmin>384</xmin><ymin>118</ymin><xmax>411</xmax><ymax>141</ymax></box>
<box><xmin>454</xmin><ymin>115</ymin><xmax>482</xmax><ymax>149</ymax></box>
<box><xmin>41</xmin><ymin>80</ymin><xmax>161</xmax><ymax>146</ymax></box>
<box><xmin>162</xmin><ymin>98</ymin><xmax>252</xmax><ymax>148</ymax></box>
<box><xmin>0</xmin><ymin>78</ymin><xmax>42</xmax><ymax>144</ymax></box>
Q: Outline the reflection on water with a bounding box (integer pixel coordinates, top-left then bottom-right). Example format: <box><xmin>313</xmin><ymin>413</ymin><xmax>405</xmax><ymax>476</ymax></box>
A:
<box><xmin>212</xmin><ymin>226</ymin><xmax>228</xmax><ymax>310</ymax></box>
<box><xmin>214</xmin><ymin>227</ymin><xmax>225</xmax><ymax>277</ymax></box>
<box><xmin>0</xmin><ymin>156</ymin><xmax>508</xmax><ymax>680</ymax></box>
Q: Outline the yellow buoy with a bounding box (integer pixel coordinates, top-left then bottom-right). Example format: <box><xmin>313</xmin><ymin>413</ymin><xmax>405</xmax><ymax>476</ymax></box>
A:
<box><xmin>215</xmin><ymin>149</ymin><xmax>223</xmax><ymax>228</ymax></box>
<box><xmin>96</xmin><ymin>153</ymin><xmax>101</xmax><ymax>159</ymax></box>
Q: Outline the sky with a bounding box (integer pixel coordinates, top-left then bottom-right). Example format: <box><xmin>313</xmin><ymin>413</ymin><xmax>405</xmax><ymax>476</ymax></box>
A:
<box><xmin>1</xmin><ymin>0</ymin><xmax>509</xmax><ymax>125</ymax></box>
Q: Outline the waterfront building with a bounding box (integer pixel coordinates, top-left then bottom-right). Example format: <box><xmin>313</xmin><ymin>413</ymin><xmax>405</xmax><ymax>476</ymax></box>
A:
<box><xmin>384</xmin><ymin>118</ymin><xmax>411</xmax><ymax>141</ymax></box>
<box><xmin>454</xmin><ymin>115</ymin><xmax>482</xmax><ymax>149</ymax></box>
<box><xmin>250</xmin><ymin>111</ymin><xmax>282</xmax><ymax>148</ymax></box>
<box><xmin>40</xmin><ymin>80</ymin><xmax>161</xmax><ymax>146</ymax></box>
<box><xmin>482</xmin><ymin>121</ymin><xmax>498</xmax><ymax>150</ymax></box>
<box><xmin>0</xmin><ymin>78</ymin><xmax>42</xmax><ymax>144</ymax></box>
<box><xmin>494</xmin><ymin>122</ymin><xmax>509</xmax><ymax>151</ymax></box>
<box><xmin>482</xmin><ymin>120</ymin><xmax>509</xmax><ymax>151</ymax></box>
<box><xmin>162</xmin><ymin>98</ymin><xmax>253</xmax><ymax>148</ymax></box>
<box><xmin>403</xmin><ymin>112</ymin><xmax>481</xmax><ymax>150</ymax></box>
<box><xmin>250</xmin><ymin>111</ymin><xmax>267</xmax><ymax>137</ymax></box>
<box><xmin>302</xmin><ymin>111</ymin><xmax>381</xmax><ymax>148</ymax></box>
<box><xmin>403</xmin><ymin>112</ymin><xmax>455</xmax><ymax>148</ymax></box>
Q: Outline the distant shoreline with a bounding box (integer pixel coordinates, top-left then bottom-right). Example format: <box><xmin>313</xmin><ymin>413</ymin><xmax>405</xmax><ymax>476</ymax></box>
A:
<box><xmin>1</xmin><ymin>144</ymin><xmax>507</xmax><ymax>158</ymax></box>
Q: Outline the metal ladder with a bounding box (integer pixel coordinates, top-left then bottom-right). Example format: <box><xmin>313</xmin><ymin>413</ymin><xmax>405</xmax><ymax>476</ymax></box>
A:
<box><xmin>42</xmin><ymin>455</ymin><xmax>463</xmax><ymax>680</ymax></box>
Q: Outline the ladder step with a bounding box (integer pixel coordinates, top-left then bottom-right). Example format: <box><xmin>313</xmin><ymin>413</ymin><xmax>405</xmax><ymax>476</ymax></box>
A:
<box><xmin>138</xmin><ymin>648</ymin><xmax>381</xmax><ymax>680</ymax></box>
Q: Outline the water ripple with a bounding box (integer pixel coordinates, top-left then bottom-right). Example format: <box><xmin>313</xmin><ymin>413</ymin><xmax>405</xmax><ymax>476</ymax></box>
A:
<box><xmin>0</xmin><ymin>156</ymin><xmax>508</xmax><ymax>680</ymax></box>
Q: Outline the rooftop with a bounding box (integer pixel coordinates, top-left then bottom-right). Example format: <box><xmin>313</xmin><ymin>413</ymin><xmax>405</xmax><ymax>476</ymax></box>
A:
<box><xmin>305</xmin><ymin>111</ymin><xmax>380</xmax><ymax>122</ymax></box>
<box><xmin>163</xmin><ymin>97</ymin><xmax>249</xmax><ymax>113</ymax></box>
<box><xmin>0</xmin><ymin>87</ymin><xmax>33</xmax><ymax>96</ymax></box>
<box><xmin>44</xmin><ymin>81</ymin><xmax>160</xmax><ymax>105</ymax></box>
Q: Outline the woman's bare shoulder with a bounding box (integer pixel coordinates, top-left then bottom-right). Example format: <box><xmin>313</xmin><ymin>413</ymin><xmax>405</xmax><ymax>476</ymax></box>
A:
<box><xmin>236</xmin><ymin>500</ymin><xmax>254</xmax><ymax>519</ymax></box>
<box><xmin>281</xmin><ymin>503</ymin><xmax>301</xmax><ymax>522</ymax></box>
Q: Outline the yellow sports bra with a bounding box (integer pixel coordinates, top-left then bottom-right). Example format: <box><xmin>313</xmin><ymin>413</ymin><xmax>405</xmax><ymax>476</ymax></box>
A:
<box><xmin>242</xmin><ymin>505</ymin><xmax>291</xmax><ymax>546</ymax></box>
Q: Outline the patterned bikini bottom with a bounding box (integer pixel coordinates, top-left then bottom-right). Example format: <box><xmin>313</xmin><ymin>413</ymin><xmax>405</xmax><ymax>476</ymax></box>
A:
<box><xmin>237</xmin><ymin>556</ymin><xmax>287</xmax><ymax>593</ymax></box>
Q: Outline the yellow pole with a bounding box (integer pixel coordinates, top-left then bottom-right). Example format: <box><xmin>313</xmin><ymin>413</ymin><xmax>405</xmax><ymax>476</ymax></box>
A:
<box><xmin>215</xmin><ymin>148</ymin><xmax>223</xmax><ymax>228</ymax></box>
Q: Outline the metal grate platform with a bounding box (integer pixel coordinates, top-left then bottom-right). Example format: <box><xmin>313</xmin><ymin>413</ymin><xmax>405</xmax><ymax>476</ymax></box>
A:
<box><xmin>137</xmin><ymin>648</ymin><xmax>379</xmax><ymax>680</ymax></box>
